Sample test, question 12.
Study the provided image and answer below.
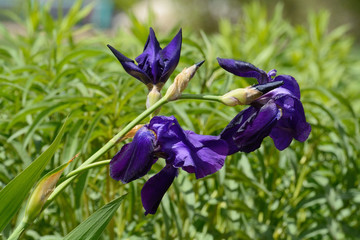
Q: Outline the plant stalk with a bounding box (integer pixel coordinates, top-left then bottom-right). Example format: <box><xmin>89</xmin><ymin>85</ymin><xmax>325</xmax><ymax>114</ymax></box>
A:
<box><xmin>45</xmin><ymin>93</ymin><xmax>223</xmax><ymax>208</ymax></box>
<box><xmin>7</xmin><ymin>219</ymin><xmax>29</xmax><ymax>240</ymax></box>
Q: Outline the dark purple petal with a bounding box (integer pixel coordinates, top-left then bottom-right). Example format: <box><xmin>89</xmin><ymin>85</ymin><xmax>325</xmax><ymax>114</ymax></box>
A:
<box><xmin>107</xmin><ymin>44</ymin><xmax>151</xmax><ymax>84</ymax></box>
<box><xmin>267</xmin><ymin>69</ymin><xmax>277</xmax><ymax>78</ymax></box>
<box><xmin>158</xmin><ymin>29</ymin><xmax>182</xmax><ymax>83</ymax></box>
<box><xmin>135</xmin><ymin>27</ymin><xmax>162</xmax><ymax>84</ymax></box>
<box><xmin>217</xmin><ymin>58</ymin><xmax>268</xmax><ymax>84</ymax></box>
<box><xmin>141</xmin><ymin>165</ymin><xmax>178</xmax><ymax>215</ymax></box>
<box><xmin>172</xmin><ymin>131</ymin><xmax>227</xmax><ymax>178</ymax></box>
<box><xmin>110</xmin><ymin>127</ymin><xmax>158</xmax><ymax>183</ymax></box>
<box><xmin>273</xmin><ymin>75</ymin><xmax>300</xmax><ymax>99</ymax></box>
<box><xmin>270</xmin><ymin>96</ymin><xmax>311</xmax><ymax>150</ymax></box>
<box><xmin>220</xmin><ymin>101</ymin><xmax>281</xmax><ymax>154</ymax></box>
<box><xmin>148</xmin><ymin>116</ymin><xmax>228</xmax><ymax>178</ymax></box>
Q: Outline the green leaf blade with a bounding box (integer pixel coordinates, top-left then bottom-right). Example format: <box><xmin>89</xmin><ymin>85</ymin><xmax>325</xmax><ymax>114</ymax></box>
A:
<box><xmin>0</xmin><ymin>117</ymin><xmax>69</xmax><ymax>231</ymax></box>
<box><xmin>63</xmin><ymin>195</ymin><xmax>126</xmax><ymax>240</ymax></box>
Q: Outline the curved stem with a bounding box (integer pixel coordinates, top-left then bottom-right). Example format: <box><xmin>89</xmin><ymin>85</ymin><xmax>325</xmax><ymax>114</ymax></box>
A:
<box><xmin>64</xmin><ymin>160</ymin><xmax>111</xmax><ymax>180</ymax></box>
<box><xmin>45</xmin><ymin>97</ymin><xmax>168</xmax><ymax>207</ymax></box>
<box><xmin>179</xmin><ymin>94</ymin><xmax>222</xmax><ymax>103</ymax></box>
<box><xmin>45</xmin><ymin>93</ymin><xmax>223</xmax><ymax>207</ymax></box>
<box><xmin>8</xmin><ymin>219</ymin><xmax>29</xmax><ymax>240</ymax></box>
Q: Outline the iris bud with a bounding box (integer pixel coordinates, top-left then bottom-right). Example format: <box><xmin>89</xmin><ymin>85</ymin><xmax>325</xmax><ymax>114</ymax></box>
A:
<box><xmin>220</xmin><ymin>81</ymin><xmax>284</xmax><ymax>106</ymax></box>
<box><xmin>164</xmin><ymin>60</ymin><xmax>204</xmax><ymax>101</ymax></box>
<box><xmin>220</xmin><ymin>87</ymin><xmax>262</xmax><ymax>106</ymax></box>
<box><xmin>23</xmin><ymin>156</ymin><xmax>76</xmax><ymax>223</ymax></box>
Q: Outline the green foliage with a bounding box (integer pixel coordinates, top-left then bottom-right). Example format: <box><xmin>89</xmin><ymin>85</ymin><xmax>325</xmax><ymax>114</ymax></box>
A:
<box><xmin>1</xmin><ymin>1</ymin><xmax>359</xmax><ymax>239</ymax></box>
<box><xmin>64</xmin><ymin>194</ymin><xmax>126</xmax><ymax>240</ymax></box>
<box><xmin>0</xmin><ymin>117</ymin><xmax>68</xmax><ymax>232</ymax></box>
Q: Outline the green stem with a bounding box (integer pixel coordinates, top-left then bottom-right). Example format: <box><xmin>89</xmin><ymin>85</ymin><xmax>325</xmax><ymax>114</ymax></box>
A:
<box><xmin>64</xmin><ymin>160</ymin><xmax>111</xmax><ymax>180</ymax></box>
<box><xmin>45</xmin><ymin>97</ymin><xmax>168</xmax><ymax>207</ymax></box>
<box><xmin>82</xmin><ymin>97</ymin><xmax>168</xmax><ymax>167</ymax></box>
<box><xmin>8</xmin><ymin>219</ymin><xmax>29</xmax><ymax>240</ymax></box>
<box><xmin>45</xmin><ymin>93</ymin><xmax>222</xmax><ymax>207</ymax></box>
<box><xmin>179</xmin><ymin>94</ymin><xmax>222</xmax><ymax>103</ymax></box>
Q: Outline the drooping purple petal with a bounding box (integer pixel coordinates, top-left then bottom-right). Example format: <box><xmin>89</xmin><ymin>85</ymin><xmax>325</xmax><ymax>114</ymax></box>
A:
<box><xmin>141</xmin><ymin>165</ymin><xmax>178</xmax><ymax>215</ymax></box>
<box><xmin>220</xmin><ymin>106</ymin><xmax>258</xmax><ymax>154</ymax></box>
<box><xmin>270</xmin><ymin>95</ymin><xmax>311</xmax><ymax>150</ymax></box>
<box><xmin>172</xmin><ymin>131</ymin><xmax>228</xmax><ymax>178</ymax></box>
<box><xmin>158</xmin><ymin>29</ymin><xmax>182</xmax><ymax>83</ymax></box>
<box><xmin>217</xmin><ymin>58</ymin><xmax>268</xmax><ymax>84</ymax></box>
<box><xmin>110</xmin><ymin>127</ymin><xmax>158</xmax><ymax>183</ymax></box>
<box><xmin>135</xmin><ymin>27</ymin><xmax>162</xmax><ymax>84</ymax></box>
<box><xmin>272</xmin><ymin>75</ymin><xmax>301</xmax><ymax>99</ymax></box>
<box><xmin>220</xmin><ymin>101</ymin><xmax>281</xmax><ymax>154</ymax></box>
<box><xmin>148</xmin><ymin>116</ymin><xmax>228</xmax><ymax>179</ymax></box>
<box><xmin>107</xmin><ymin>44</ymin><xmax>151</xmax><ymax>84</ymax></box>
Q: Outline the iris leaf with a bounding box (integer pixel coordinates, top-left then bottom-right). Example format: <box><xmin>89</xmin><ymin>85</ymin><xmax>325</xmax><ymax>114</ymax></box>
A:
<box><xmin>63</xmin><ymin>194</ymin><xmax>126</xmax><ymax>240</ymax></box>
<box><xmin>0</xmin><ymin>117</ymin><xmax>69</xmax><ymax>231</ymax></box>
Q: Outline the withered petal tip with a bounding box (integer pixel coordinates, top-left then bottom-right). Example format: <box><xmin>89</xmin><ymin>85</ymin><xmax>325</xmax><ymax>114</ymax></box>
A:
<box><xmin>195</xmin><ymin>60</ymin><xmax>205</xmax><ymax>68</ymax></box>
<box><xmin>254</xmin><ymin>80</ymin><xmax>284</xmax><ymax>94</ymax></box>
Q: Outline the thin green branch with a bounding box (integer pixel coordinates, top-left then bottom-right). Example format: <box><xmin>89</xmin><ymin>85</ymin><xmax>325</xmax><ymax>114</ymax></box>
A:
<box><xmin>45</xmin><ymin>93</ymin><xmax>224</xmax><ymax>208</ymax></box>
<box><xmin>64</xmin><ymin>160</ymin><xmax>111</xmax><ymax>180</ymax></box>
<box><xmin>179</xmin><ymin>94</ymin><xmax>222</xmax><ymax>103</ymax></box>
<box><xmin>7</xmin><ymin>220</ymin><xmax>29</xmax><ymax>240</ymax></box>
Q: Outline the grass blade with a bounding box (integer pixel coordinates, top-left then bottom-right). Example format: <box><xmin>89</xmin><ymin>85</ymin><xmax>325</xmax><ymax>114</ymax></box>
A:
<box><xmin>0</xmin><ymin>117</ymin><xmax>69</xmax><ymax>231</ymax></box>
<box><xmin>63</xmin><ymin>195</ymin><xmax>126</xmax><ymax>240</ymax></box>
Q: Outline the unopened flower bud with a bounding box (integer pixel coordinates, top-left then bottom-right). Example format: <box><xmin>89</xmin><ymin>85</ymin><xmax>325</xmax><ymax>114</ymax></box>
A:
<box><xmin>24</xmin><ymin>155</ymin><xmax>76</xmax><ymax>223</ymax></box>
<box><xmin>220</xmin><ymin>80</ymin><xmax>284</xmax><ymax>106</ymax></box>
<box><xmin>221</xmin><ymin>87</ymin><xmax>261</xmax><ymax>106</ymax></box>
<box><xmin>165</xmin><ymin>60</ymin><xmax>205</xmax><ymax>101</ymax></box>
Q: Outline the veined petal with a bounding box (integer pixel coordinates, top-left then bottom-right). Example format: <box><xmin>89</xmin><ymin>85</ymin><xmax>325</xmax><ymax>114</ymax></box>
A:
<box><xmin>220</xmin><ymin>101</ymin><xmax>281</xmax><ymax>154</ymax></box>
<box><xmin>135</xmin><ymin>27</ymin><xmax>162</xmax><ymax>84</ymax></box>
<box><xmin>107</xmin><ymin>44</ymin><xmax>151</xmax><ymax>84</ymax></box>
<box><xmin>158</xmin><ymin>29</ymin><xmax>182</xmax><ymax>83</ymax></box>
<box><xmin>273</xmin><ymin>75</ymin><xmax>301</xmax><ymax>99</ymax></box>
<box><xmin>110</xmin><ymin>127</ymin><xmax>158</xmax><ymax>183</ymax></box>
<box><xmin>270</xmin><ymin>96</ymin><xmax>311</xmax><ymax>150</ymax></box>
<box><xmin>217</xmin><ymin>58</ymin><xmax>268</xmax><ymax>84</ymax></box>
<box><xmin>172</xmin><ymin>131</ymin><xmax>228</xmax><ymax>178</ymax></box>
<box><xmin>220</xmin><ymin>106</ymin><xmax>258</xmax><ymax>154</ymax></box>
<box><xmin>148</xmin><ymin>116</ymin><xmax>228</xmax><ymax>178</ymax></box>
<box><xmin>141</xmin><ymin>165</ymin><xmax>178</xmax><ymax>215</ymax></box>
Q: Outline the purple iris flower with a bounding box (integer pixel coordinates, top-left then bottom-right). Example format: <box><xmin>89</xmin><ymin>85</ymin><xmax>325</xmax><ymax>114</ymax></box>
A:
<box><xmin>110</xmin><ymin>116</ymin><xmax>228</xmax><ymax>215</ymax></box>
<box><xmin>107</xmin><ymin>28</ymin><xmax>182</xmax><ymax>89</ymax></box>
<box><xmin>217</xmin><ymin>58</ymin><xmax>311</xmax><ymax>153</ymax></box>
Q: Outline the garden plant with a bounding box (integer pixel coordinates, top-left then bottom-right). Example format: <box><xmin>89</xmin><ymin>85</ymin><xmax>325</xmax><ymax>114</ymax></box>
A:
<box><xmin>0</xmin><ymin>1</ymin><xmax>360</xmax><ymax>239</ymax></box>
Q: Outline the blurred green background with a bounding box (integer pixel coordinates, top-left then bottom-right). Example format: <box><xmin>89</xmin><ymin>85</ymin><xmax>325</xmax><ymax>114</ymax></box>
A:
<box><xmin>0</xmin><ymin>0</ymin><xmax>359</xmax><ymax>239</ymax></box>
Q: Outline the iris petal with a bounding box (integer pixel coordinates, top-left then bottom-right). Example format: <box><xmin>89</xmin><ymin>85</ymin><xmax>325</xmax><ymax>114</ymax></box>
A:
<box><xmin>158</xmin><ymin>29</ymin><xmax>182</xmax><ymax>83</ymax></box>
<box><xmin>270</xmin><ymin>96</ymin><xmax>311</xmax><ymax>150</ymax></box>
<box><xmin>272</xmin><ymin>75</ymin><xmax>301</xmax><ymax>99</ymax></box>
<box><xmin>110</xmin><ymin>127</ymin><xmax>158</xmax><ymax>183</ymax></box>
<box><xmin>135</xmin><ymin>27</ymin><xmax>162</xmax><ymax>83</ymax></box>
<box><xmin>172</xmin><ymin>131</ymin><xmax>228</xmax><ymax>178</ymax></box>
<box><xmin>217</xmin><ymin>57</ymin><xmax>268</xmax><ymax>83</ymax></box>
<box><xmin>107</xmin><ymin>44</ymin><xmax>151</xmax><ymax>84</ymax></box>
<box><xmin>221</xmin><ymin>101</ymin><xmax>281</xmax><ymax>154</ymax></box>
<box><xmin>141</xmin><ymin>165</ymin><xmax>178</xmax><ymax>215</ymax></box>
<box><xmin>149</xmin><ymin>116</ymin><xmax>228</xmax><ymax>178</ymax></box>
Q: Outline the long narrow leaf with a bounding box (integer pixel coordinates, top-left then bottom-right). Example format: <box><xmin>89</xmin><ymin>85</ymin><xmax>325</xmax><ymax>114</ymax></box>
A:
<box><xmin>63</xmin><ymin>195</ymin><xmax>126</xmax><ymax>240</ymax></box>
<box><xmin>0</xmin><ymin>117</ymin><xmax>69</xmax><ymax>231</ymax></box>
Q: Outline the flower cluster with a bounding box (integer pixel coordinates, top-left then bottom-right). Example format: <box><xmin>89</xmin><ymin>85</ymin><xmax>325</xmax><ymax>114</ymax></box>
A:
<box><xmin>217</xmin><ymin>58</ymin><xmax>311</xmax><ymax>153</ymax></box>
<box><xmin>110</xmin><ymin>116</ymin><xmax>228</xmax><ymax>215</ymax></box>
<box><xmin>108</xmin><ymin>28</ymin><xmax>311</xmax><ymax>215</ymax></box>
